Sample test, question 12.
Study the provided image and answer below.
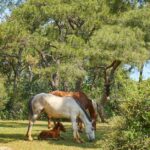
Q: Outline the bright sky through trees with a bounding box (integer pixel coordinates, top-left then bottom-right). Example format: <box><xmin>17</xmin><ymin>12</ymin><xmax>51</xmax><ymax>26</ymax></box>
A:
<box><xmin>130</xmin><ymin>61</ymin><xmax>150</xmax><ymax>81</ymax></box>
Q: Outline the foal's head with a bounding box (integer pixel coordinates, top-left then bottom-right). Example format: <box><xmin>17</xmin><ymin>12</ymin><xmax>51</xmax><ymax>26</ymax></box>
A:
<box><xmin>53</xmin><ymin>122</ymin><xmax>66</xmax><ymax>132</ymax></box>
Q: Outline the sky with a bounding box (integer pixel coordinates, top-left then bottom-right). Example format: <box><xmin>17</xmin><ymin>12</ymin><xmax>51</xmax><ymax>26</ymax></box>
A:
<box><xmin>130</xmin><ymin>61</ymin><xmax>150</xmax><ymax>81</ymax></box>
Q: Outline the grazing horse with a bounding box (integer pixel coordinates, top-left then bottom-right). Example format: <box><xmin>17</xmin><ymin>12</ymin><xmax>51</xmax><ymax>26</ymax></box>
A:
<box><xmin>76</xmin><ymin>99</ymin><xmax>99</xmax><ymax>132</ymax></box>
<box><xmin>48</xmin><ymin>91</ymin><xmax>97</xmax><ymax>131</ymax></box>
<box><xmin>26</xmin><ymin>93</ymin><xmax>95</xmax><ymax>143</ymax></box>
<box><xmin>38</xmin><ymin>122</ymin><xmax>65</xmax><ymax>140</ymax></box>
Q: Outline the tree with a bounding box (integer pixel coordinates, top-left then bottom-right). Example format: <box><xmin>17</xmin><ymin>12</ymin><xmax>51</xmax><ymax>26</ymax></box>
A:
<box><xmin>0</xmin><ymin>0</ymin><xmax>149</xmax><ymax>121</ymax></box>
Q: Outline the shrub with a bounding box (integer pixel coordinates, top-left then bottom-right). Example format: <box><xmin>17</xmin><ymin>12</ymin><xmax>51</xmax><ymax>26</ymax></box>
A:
<box><xmin>102</xmin><ymin>92</ymin><xmax>150</xmax><ymax>150</ymax></box>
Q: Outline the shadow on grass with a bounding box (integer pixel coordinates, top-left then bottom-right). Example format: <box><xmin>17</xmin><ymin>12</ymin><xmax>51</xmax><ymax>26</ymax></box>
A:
<box><xmin>0</xmin><ymin>121</ymin><xmax>111</xmax><ymax>149</ymax></box>
<box><xmin>0</xmin><ymin>121</ymin><xmax>47</xmax><ymax>128</ymax></box>
<box><xmin>0</xmin><ymin>122</ymin><xmax>27</xmax><ymax>128</ymax></box>
<box><xmin>0</xmin><ymin>133</ymin><xmax>25</xmax><ymax>143</ymax></box>
<box><xmin>46</xmin><ymin>129</ymin><xmax>99</xmax><ymax>149</ymax></box>
<box><xmin>0</xmin><ymin>133</ymin><xmax>98</xmax><ymax>148</ymax></box>
<box><xmin>0</xmin><ymin>121</ymin><xmax>48</xmax><ymax>143</ymax></box>
<box><xmin>36</xmin><ymin>125</ymin><xmax>111</xmax><ymax>149</ymax></box>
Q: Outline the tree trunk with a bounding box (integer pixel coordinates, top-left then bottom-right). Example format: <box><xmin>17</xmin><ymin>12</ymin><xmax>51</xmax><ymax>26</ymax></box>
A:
<box><xmin>50</xmin><ymin>60</ymin><xmax>60</xmax><ymax>90</ymax></box>
<box><xmin>97</xmin><ymin>60</ymin><xmax>121</xmax><ymax>122</ymax></box>
<box><xmin>139</xmin><ymin>63</ymin><xmax>144</xmax><ymax>83</ymax></box>
<box><xmin>75</xmin><ymin>78</ymin><xmax>83</xmax><ymax>91</ymax></box>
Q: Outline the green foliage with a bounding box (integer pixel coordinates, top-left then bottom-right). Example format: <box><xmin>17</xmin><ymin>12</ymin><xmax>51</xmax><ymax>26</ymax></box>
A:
<box><xmin>0</xmin><ymin>1</ymin><xmax>150</xmax><ymax>149</ymax></box>
<box><xmin>0</xmin><ymin>0</ymin><xmax>150</xmax><ymax>140</ymax></box>
<box><xmin>0</xmin><ymin>76</ymin><xmax>7</xmax><ymax>111</ymax></box>
<box><xmin>102</xmin><ymin>81</ymin><xmax>150</xmax><ymax>150</ymax></box>
<box><xmin>107</xmin><ymin>0</ymin><xmax>131</xmax><ymax>14</ymax></box>
<box><xmin>90</xmin><ymin>25</ymin><xmax>148</xmax><ymax>63</ymax></box>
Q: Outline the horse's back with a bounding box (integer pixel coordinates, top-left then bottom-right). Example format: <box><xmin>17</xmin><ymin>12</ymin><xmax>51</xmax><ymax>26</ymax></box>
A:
<box><xmin>50</xmin><ymin>91</ymin><xmax>90</xmax><ymax>108</ymax></box>
<box><xmin>31</xmin><ymin>93</ymin><xmax>79</xmax><ymax>118</ymax></box>
<box><xmin>32</xmin><ymin>93</ymin><xmax>76</xmax><ymax>106</ymax></box>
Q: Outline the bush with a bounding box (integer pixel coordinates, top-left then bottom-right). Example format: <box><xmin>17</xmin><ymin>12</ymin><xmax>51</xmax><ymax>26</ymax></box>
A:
<box><xmin>102</xmin><ymin>92</ymin><xmax>150</xmax><ymax>150</ymax></box>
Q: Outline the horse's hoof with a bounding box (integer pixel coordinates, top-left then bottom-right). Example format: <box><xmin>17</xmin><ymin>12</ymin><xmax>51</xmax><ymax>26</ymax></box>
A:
<box><xmin>48</xmin><ymin>126</ymin><xmax>51</xmax><ymax>129</ymax></box>
<box><xmin>79</xmin><ymin>139</ymin><xmax>84</xmax><ymax>143</ymax></box>
<box><xmin>28</xmin><ymin>137</ymin><xmax>33</xmax><ymax>141</ymax></box>
<box><xmin>73</xmin><ymin>138</ymin><xmax>83</xmax><ymax>144</ymax></box>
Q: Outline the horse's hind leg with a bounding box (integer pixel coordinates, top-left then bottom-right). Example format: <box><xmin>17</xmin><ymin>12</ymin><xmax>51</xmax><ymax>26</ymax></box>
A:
<box><xmin>48</xmin><ymin>117</ymin><xmax>51</xmax><ymax>129</ymax></box>
<box><xmin>26</xmin><ymin>114</ymin><xmax>38</xmax><ymax>141</ymax></box>
<box><xmin>77</xmin><ymin>118</ymin><xmax>83</xmax><ymax>133</ymax></box>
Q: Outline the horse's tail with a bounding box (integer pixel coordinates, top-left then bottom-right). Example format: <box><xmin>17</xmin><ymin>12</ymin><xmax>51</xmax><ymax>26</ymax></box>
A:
<box><xmin>74</xmin><ymin>99</ymin><xmax>92</xmax><ymax>122</ymax></box>
<box><xmin>28</xmin><ymin>96</ymin><xmax>34</xmax><ymax>117</ymax></box>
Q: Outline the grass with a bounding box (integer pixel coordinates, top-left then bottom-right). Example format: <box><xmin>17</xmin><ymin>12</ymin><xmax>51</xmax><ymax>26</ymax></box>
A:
<box><xmin>0</xmin><ymin>120</ymin><xmax>112</xmax><ymax>150</ymax></box>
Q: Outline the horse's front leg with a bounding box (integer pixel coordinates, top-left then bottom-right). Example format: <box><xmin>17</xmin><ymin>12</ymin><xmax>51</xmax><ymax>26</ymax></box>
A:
<box><xmin>26</xmin><ymin>114</ymin><xmax>38</xmax><ymax>141</ymax></box>
<box><xmin>26</xmin><ymin>120</ymin><xmax>34</xmax><ymax>141</ymax></box>
<box><xmin>71</xmin><ymin>117</ymin><xmax>83</xmax><ymax>143</ymax></box>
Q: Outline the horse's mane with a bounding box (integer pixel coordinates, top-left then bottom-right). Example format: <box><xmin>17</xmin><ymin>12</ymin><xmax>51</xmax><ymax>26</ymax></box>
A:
<box><xmin>74</xmin><ymin>99</ymin><xmax>92</xmax><ymax>122</ymax></box>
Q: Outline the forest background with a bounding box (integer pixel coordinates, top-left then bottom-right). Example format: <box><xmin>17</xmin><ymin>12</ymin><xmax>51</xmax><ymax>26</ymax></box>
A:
<box><xmin>0</xmin><ymin>0</ymin><xmax>150</xmax><ymax>149</ymax></box>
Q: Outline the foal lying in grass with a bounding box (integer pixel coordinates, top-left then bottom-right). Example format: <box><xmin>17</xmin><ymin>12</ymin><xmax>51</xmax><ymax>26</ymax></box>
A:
<box><xmin>38</xmin><ymin>122</ymin><xmax>66</xmax><ymax>140</ymax></box>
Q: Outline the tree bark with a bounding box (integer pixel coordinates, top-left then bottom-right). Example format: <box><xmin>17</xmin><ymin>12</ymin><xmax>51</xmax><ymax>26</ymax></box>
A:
<box><xmin>97</xmin><ymin>60</ymin><xmax>121</xmax><ymax>122</ymax></box>
<box><xmin>75</xmin><ymin>78</ymin><xmax>83</xmax><ymax>91</ymax></box>
<box><xmin>139</xmin><ymin>63</ymin><xmax>144</xmax><ymax>83</ymax></box>
<box><xmin>50</xmin><ymin>60</ymin><xmax>60</xmax><ymax>90</ymax></box>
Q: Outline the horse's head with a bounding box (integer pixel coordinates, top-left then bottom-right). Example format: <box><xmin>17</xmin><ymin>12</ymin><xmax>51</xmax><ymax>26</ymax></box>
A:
<box><xmin>85</xmin><ymin>123</ymin><xmax>95</xmax><ymax>142</ymax></box>
<box><xmin>54</xmin><ymin>122</ymin><xmax>66</xmax><ymax>132</ymax></box>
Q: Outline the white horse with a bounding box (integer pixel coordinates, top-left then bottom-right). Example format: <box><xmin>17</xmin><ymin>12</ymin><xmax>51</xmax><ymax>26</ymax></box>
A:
<box><xmin>26</xmin><ymin>93</ymin><xmax>95</xmax><ymax>143</ymax></box>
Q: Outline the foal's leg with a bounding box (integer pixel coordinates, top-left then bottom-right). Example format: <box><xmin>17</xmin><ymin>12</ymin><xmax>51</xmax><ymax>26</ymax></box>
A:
<box><xmin>26</xmin><ymin>114</ymin><xmax>38</xmax><ymax>141</ymax></box>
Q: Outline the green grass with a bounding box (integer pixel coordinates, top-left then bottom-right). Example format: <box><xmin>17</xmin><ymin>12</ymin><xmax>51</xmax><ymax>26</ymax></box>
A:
<box><xmin>0</xmin><ymin>120</ymin><xmax>112</xmax><ymax>150</ymax></box>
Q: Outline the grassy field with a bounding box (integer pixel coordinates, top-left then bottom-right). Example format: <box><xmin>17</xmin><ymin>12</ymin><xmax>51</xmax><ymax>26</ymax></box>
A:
<box><xmin>0</xmin><ymin>120</ymin><xmax>112</xmax><ymax>150</ymax></box>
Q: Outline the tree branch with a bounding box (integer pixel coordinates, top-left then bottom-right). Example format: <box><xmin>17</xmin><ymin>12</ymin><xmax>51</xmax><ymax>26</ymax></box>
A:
<box><xmin>97</xmin><ymin>60</ymin><xmax>121</xmax><ymax>122</ymax></box>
